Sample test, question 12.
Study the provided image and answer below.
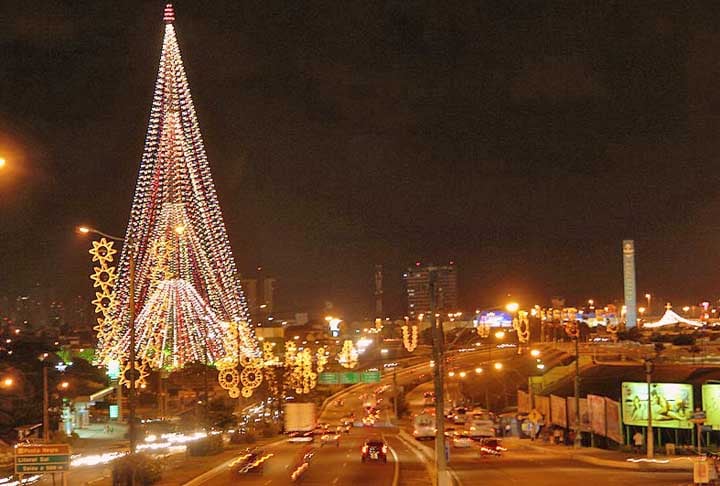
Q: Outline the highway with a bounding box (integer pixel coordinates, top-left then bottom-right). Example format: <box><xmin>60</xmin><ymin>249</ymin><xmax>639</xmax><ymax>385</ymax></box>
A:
<box><xmin>35</xmin><ymin>345</ymin><xmax>697</xmax><ymax>485</ymax></box>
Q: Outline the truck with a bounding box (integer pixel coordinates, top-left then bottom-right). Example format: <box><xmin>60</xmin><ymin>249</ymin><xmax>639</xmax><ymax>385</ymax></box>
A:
<box><xmin>412</xmin><ymin>412</ymin><xmax>436</xmax><ymax>441</ymax></box>
<box><xmin>284</xmin><ymin>403</ymin><xmax>316</xmax><ymax>442</ymax></box>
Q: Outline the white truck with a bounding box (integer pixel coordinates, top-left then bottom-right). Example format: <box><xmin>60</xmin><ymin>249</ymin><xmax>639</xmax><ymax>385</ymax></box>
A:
<box><xmin>413</xmin><ymin>412</ymin><xmax>436</xmax><ymax>441</ymax></box>
<box><xmin>285</xmin><ymin>403</ymin><xmax>316</xmax><ymax>442</ymax></box>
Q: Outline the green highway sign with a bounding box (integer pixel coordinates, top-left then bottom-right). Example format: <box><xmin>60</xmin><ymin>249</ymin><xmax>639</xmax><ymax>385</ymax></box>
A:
<box><xmin>15</xmin><ymin>444</ymin><xmax>70</xmax><ymax>475</ymax></box>
<box><xmin>318</xmin><ymin>372</ymin><xmax>339</xmax><ymax>385</ymax></box>
<box><xmin>340</xmin><ymin>372</ymin><xmax>360</xmax><ymax>384</ymax></box>
<box><xmin>16</xmin><ymin>455</ymin><xmax>69</xmax><ymax>464</ymax></box>
<box><xmin>361</xmin><ymin>370</ymin><xmax>381</xmax><ymax>383</ymax></box>
<box><xmin>318</xmin><ymin>370</ymin><xmax>382</xmax><ymax>385</ymax></box>
<box><xmin>16</xmin><ymin>463</ymin><xmax>70</xmax><ymax>473</ymax></box>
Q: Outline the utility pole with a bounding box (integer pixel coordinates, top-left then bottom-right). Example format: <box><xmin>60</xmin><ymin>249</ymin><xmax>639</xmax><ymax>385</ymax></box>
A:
<box><xmin>430</xmin><ymin>270</ymin><xmax>448</xmax><ymax>486</ymax></box>
<box><xmin>203</xmin><ymin>331</ymin><xmax>209</xmax><ymax>427</ymax></box>
<box><xmin>42</xmin><ymin>363</ymin><xmax>50</xmax><ymax>441</ymax></box>
<box><xmin>573</xmin><ymin>335</ymin><xmax>581</xmax><ymax>448</ymax></box>
<box><xmin>645</xmin><ymin>359</ymin><xmax>654</xmax><ymax>458</ymax></box>
<box><xmin>128</xmin><ymin>242</ymin><xmax>137</xmax><ymax>456</ymax></box>
<box><xmin>393</xmin><ymin>367</ymin><xmax>398</xmax><ymax>420</ymax></box>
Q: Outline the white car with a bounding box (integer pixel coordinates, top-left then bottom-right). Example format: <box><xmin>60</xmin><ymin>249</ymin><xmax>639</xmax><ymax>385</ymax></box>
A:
<box><xmin>320</xmin><ymin>433</ymin><xmax>340</xmax><ymax>447</ymax></box>
<box><xmin>452</xmin><ymin>433</ymin><xmax>474</xmax><ymax>448</ymax></box>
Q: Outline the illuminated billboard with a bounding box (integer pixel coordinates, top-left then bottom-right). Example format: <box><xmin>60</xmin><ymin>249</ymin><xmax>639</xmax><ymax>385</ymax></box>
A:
<box><xmin>621</xmin><ymin>382</ymin><xmax>693</xmax><ymax>429</ymax></box>
<box><xmin>702</xmin><ymin>384</ymin><xmax>720</xmax><ymax>430</ymax></box>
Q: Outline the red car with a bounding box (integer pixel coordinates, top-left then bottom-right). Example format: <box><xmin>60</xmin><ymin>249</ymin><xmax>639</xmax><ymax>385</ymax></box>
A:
<box><xmin>361</xmin><ymin>438</ymin><xmax>388</xmax><ymax>463</ymax></box>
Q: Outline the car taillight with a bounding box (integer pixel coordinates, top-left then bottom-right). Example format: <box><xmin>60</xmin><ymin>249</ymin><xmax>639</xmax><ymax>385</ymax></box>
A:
<box><xmin>362</xmin><ymin>445</ymin><xmax>368</xmax><ymax>453</ymax></box>
<box><xmin>382</xmin><ymin>445</ymin><xmax>388</xmax><ymax>454</ymax></box>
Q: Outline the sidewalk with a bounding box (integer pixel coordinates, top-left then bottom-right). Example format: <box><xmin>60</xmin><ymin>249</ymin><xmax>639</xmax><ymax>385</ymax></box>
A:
<box><xmin>515</xmin><ymin>437</ymin><xmax>695</xmax><ymax>472</ymax></box>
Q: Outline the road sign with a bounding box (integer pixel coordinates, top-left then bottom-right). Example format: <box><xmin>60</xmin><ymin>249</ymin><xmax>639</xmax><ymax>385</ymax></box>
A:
<box><xmin>340</xmin><ymin>372</ymin><xmax>360</xmax><ymax>384</ymax></box>
<box><xmin>15</xmin><ymin>444</ymin><xmax>70</xmax><ymax>474</ymax></box>
<box><xmin>360</xmin><ymin>370</ymin><xmax>381</xmax><ymax>383</ymax></box>
<box><xmin>318</xmin><ymin>372</ymin><xmax>339</xmax><ymax>385</ymax></box>
<box><xmin>528</xmin><ymin>409</ymin><xmax>543</xmax><ymax>424</ymax></box>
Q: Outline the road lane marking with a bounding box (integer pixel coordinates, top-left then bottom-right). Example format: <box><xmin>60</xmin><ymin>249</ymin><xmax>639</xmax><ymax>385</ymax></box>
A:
<box><xmin>382</xmin><ymin>433</ymin><xmax>400</xmax><ymax>486</ymax></box>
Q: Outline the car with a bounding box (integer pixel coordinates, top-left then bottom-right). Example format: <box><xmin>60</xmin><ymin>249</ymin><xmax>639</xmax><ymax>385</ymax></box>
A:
<box><xmin>361</xmin><ymin>438</ymin><xmax>388</xmax><ymax>463</ymax></box>
<box><xmin>230</xmin><ymin>448</ymin><xmax>270</xmax><ymax>475</ymax></box>
<box><xmin>320</xmin><ymin>432</ymin><xmax>340</xmax><ymax>447</ymax></box>
<box><xmin>479</xmin><ymin>438</ymin><xmax>506</xmax><ymax>456</ymax></box>
<box><xmin>452</xmin><ymin>433</ymin><xmax>474</xmax><ymax>448</ymax></box>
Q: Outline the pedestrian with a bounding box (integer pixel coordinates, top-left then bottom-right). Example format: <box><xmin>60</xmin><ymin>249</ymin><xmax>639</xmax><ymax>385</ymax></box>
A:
<box><xmin>633</xmin><ymin>431</ymin><xmax>644</xmax><ymax>454</ymax></box>
<box><xmin>567</xmin><ymin>429</ymin><xmax>576</xmax><ymax>446</ymax></box>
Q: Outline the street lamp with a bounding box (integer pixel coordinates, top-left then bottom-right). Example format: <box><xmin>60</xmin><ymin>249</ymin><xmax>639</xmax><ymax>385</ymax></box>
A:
<box><xmin>493</xmin><ymin>362</ymin><xmax>503</xmax><ymax>371</ymax></box>
<box><xmin>645</xmin><ymin>293</ymin><xmax>652</xmax><ymax>313</ymax></box>
<box><xmin>0</xmin><ymin>157</ymin><xmax>6</xmax><ymax>169</ymax></box>
<box><xmin>506</xmin><ymin>302</ymin><xmax>519</xmax><ymax>313</ymax></box>
<box><xmin>475</xmin><ymin>367</ymin><xmax>483</xmax><ymax>374</ymax></box>
<box><xmin>530</xmin><ymin>349</ymin><xmax>541</xmax><ymax>358</ymax></box>
<box><xmin>2</xmin><ymin>377</ymin><xmax>13</xmax><ymax>387</ymax></box>
<box><xmin>78</xmin><ymin>225</ymin><xmax>138</xmax><ymax>454</ymax></box>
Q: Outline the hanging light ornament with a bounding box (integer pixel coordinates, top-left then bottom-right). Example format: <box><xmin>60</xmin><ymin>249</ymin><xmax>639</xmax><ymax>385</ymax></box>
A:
<box><xmin>88</xmin><ymin>238</ymin><xmax>120</xmax><ymax>365</ymax></box>
<box><xmin>337</xmin><ymin>340</ymin><xmax>358</xmax><ymax>369</ymax></box>
<box><xmin>294</xmin><ymin>348</ymin><xmax>316</xmax><ymax>394</ymax></box>
<box><xmin>477</xmin><ymin>320</ymin><xmax>490</xmax><ymax>338</ymax></box>
<box><xmin>401</xmin><ymin>325</ymin><xmax>418</xmax><ymax>352</ymax></box>
<box><xmin>119</xmin><ymin>360</ymin><xmax>149</xmax><ymax>389</ymax></box>
<box><xmin>316</xmin><ymin>347</ymin><xmax>328</xmax><ymax>373</ymax></box>
<box><xmin>513</xmin><ymin>310</ymin><xmax>530</xmax><ymax>343</ymax></box>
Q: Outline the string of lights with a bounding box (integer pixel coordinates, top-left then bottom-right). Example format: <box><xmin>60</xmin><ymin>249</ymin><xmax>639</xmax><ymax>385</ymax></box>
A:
<box><xmin>97</xmin><ymin>5</ymin><xmax>257</xmax><ymax>369</ymax></box>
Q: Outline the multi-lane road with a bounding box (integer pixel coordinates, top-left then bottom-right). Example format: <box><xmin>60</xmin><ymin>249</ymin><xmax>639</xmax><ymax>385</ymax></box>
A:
<box><xmin>35</xmin><ymin>345</ymin><xmax>695</xmax><ymax>485</ymax></box>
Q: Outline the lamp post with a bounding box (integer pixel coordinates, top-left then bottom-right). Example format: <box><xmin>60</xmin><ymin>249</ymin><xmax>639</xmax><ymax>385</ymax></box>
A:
<box><xmin>644</xmin><ymin>359</ymin><xmax>654</xmax><ymax>458</ymax></box>
<box><xmin>429</xmin><ymin>270</ymin><xmax>448</xmax><ymax>486</ymax></box>
<box><xmin>645</xmin><ymin>294</ymin><xmax>652</xmax><ymax>314</ymax></box>
<box><xmin>78</xmin><ymin>226</ymin><xmax>137</xmax><ymax>454</ymax></box>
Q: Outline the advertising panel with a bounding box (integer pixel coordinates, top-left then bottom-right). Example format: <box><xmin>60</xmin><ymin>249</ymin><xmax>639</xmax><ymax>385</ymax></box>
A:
<box><xmin>567</xmin><ymin>398</ymin><xmax>590</xmax><ymax>430</ymax></box>
<box><xmin>605</xmin><ymin>397</ymin><xmax>623</xmax><ymax>444</ymax></box>
<box><xmin>517</xmin><ymin>390</ymin><xmax>530</xmax><ymax>414</ymax></box>
<box><xmin>551</xmin><ymin>395</ymin><xmax>567</xmax><ymax>427</ymax></box>
<box><xmin>702</xmin><ymin>384</ymin><xmax>720</xmax><ymax>430</ymax></box>
<box><xmin>588</xmin><ymin>394</ymin><xmax>606</xmax><ymax>436</ymax></box>
<box><xmin>535</xmin><ymin>395</ymin><xmax>550</xmax><ymax>422</ymax></box>
<box><xmin>621</xmin><ymin>382</ymin><xmax>693</xmax><ymax>429</ymax></box>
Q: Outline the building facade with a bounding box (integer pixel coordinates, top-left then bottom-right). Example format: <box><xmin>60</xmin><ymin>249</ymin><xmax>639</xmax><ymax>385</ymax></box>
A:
<box><xmin>404</xmin><ymin>263</ymin><xmax>458</xmax><ymax>316</ymax></box>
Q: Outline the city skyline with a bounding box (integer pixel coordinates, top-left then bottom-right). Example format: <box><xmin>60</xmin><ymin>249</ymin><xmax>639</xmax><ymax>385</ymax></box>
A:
<box><xmin>2</xmin><ymin>2</ymin><xmax>720</xmax><ymax>318</ymax></box>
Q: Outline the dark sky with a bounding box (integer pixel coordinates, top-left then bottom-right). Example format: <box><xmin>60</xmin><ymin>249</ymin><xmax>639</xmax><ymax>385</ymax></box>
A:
<box><xmin>1</xmin><ymin>1</ymin><xmax>720</xmax><ymax>318</ymax></box>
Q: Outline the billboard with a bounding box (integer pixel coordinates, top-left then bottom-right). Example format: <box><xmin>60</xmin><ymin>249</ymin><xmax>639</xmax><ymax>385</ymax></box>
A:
<box><xmin>517</xmin><ymin>390</ymin><xmax>530</xmax><ymax>414</ymax></box>
<box><xmin>588</xmin><ymin>394</ymin><xmax>606</xmax><ymax>436</ymax></box>
<box><xmin>551</xmin><ymin>395</ymin><xmax>567</xmax><ymax>428</ymax></box>
<box><xmin>535</xmin><ymin>395</ymin><xmax>550</xmax><ymax>422</ymax></box>
<box><xmin>568</xmin><ymin>398</ymin><xmax>590</xmax><ymax>430</ymax></box>
<box><xmin>702</xmin><ymin>384</ymin><xmax>720</xmax><ymax>430</ymax></box>
<box><xmin>621</xmin><ymin>382</ymin><xmax>693</xmax><ymax>429</ymax></box>
<box><xmin>605</xmin><ymin>398</ymin><xmax>623</xmax><ymax>444</ymax></box>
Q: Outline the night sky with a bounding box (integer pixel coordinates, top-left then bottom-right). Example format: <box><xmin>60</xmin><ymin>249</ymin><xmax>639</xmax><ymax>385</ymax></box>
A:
<box><xmin>1</xmin><ymin>1</ymin><xmax>719</xmax><ymax>318</ymax></box>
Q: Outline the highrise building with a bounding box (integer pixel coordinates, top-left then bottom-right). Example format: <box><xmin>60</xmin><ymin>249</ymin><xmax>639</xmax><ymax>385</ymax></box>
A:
<box><xmin>404</xmin><ymin>263</ymin><xmax>458</xmax><ymax>316</ymax></box>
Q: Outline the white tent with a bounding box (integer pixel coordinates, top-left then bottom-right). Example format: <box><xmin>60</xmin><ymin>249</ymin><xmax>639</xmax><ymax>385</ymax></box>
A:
<box><xmin>642</xmin><ymin>309</ymin><xmax>703</xmax><ymax>328</ymax></box>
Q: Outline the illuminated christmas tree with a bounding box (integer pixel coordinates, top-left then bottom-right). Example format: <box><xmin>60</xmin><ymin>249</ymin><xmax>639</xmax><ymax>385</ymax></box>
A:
<box><xmin>97</xmin><ymin>4</ymin><xmax>257</xmax><ymax>370</ymax></box>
